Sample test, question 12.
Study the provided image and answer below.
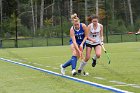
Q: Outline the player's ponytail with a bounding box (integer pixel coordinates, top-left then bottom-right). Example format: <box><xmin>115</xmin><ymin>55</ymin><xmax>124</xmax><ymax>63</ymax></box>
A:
<box><xmin>87</xmin><ymin>15</ymin><xmax>99</xmax><ymax>23</ymax></box>
<box><xmin>71</xmin><ymin>13</ymin><xmax>77</xmax><ymax>19</ymax></box>
<box><xmin>71</xmin><ymin>13</ymin><xmax>80</xmax><ymax>23</ymax></box>
<box><xmin>87</xmin><ymin>16</ymin><xmax>92</xmax><ymax>23</ymax></box>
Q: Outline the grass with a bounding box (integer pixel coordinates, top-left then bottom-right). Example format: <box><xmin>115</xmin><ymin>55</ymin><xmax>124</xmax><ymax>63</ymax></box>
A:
<box><xmin>0</xmin><ymin>42</ymin><xmax>140</xmax><ymax>93</ymax></box>
<box><xmin>0</xmin><ymin>61</ymin><xmax>111</xmax><ymax>93</ymax></box>
<box><xmin>106</xmin><ymin>34</ymin><xmax>140</xmax><ymax>43</ymax></box>
<box><xmin>1</xmin><ymin>37</ymin><xmax>70</xmax><ymax>48</ymax></box>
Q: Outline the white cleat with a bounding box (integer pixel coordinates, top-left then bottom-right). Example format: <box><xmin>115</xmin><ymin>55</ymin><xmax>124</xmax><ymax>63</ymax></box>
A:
<box><xmin>60</xmin><ymin>64</ymin><xmax>65</xmax><ymax>75</ymax></box>
<box><xmin>72</xmin><ymin>69</ymin><xmax>77</xmax><ymax>76</ymax></box>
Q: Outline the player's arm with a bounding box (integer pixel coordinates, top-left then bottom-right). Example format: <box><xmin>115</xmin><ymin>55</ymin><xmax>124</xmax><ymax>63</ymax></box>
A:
<box><xmin>80</xmin><ymin>23</ymin><xmax>88</xmax><ymax>47</ymax></box>
<box><xmin>100</xmin><ymin>24</ymin><xmax>104</xmax><ymax>42</ymax></box>
<box><xmin>87</xmin><ymin>24</ymin><xmax>96</xmax><ymax>43</ymax></box>
<box><xmin>70</xmin><ymin>27</ymin><xmax>81</xmax><ymax>53</ymax></box>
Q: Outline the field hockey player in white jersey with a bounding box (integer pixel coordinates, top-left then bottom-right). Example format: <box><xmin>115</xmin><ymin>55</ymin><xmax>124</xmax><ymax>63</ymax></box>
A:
<box><xmin>78</xmin><ymin>15</ymin><xmax>104</xmax><ymax>74</ymax></box>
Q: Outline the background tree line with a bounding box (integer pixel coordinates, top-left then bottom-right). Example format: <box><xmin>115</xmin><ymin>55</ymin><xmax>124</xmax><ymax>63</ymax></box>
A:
<box><xmin>0</xmin><ymin>0</ymin><xmax>140</xmax><ymax>39</ymax></box>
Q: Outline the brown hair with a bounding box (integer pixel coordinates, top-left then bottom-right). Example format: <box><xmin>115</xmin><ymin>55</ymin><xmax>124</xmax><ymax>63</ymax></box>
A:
<box><xmin>87</xmin><ymin>15</ymin><xmax>98</xmax><ymax>23</ymax></box>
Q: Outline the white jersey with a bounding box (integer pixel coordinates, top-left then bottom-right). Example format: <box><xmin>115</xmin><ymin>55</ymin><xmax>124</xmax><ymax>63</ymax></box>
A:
<box><xmin>86</xmin><ymin>23</ymin><xmax>102</xmax><ymax>45</ymax></box>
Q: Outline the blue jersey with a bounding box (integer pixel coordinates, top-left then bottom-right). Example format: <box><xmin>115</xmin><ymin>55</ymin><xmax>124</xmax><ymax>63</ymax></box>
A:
<box><xmin>70</xmin><ymin>23</ymin><xmax>85</xmax><ymax>45</ymax></box>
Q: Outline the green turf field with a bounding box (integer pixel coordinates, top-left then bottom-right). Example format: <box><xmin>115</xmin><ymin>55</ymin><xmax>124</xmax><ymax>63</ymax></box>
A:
<box><xmin>0</xmin><ymin>42</ymin><xmax>140</xmax><ymax>93</ymax></box>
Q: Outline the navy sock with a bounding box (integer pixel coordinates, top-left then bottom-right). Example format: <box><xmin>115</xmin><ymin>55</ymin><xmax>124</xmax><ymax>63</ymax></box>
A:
<box><xmin>62</xmin><ymin>59</ymin><xmax>72</xmax><ymax>68</ymax></box>
<box><xmin>71</xmin><ymin>56</ymin><xmax>77</xmax><ymax>70</ymax></box>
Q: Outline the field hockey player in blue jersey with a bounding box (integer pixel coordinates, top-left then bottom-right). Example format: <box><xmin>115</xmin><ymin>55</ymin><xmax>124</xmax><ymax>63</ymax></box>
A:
<box><xmin>60</xmin><ymin>13</ymin><xmax>88</xmax><ymax>76</ymax></box>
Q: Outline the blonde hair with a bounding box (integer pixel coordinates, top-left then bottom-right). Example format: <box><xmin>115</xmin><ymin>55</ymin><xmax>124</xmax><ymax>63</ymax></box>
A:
<box><xmin>71</xmin><ymin>13</ymin><xmax>80</xmax><ymax>23</ymax></box>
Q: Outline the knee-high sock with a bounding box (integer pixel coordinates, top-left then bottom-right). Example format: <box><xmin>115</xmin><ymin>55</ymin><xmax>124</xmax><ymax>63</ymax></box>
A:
<box><xmin>78</xmin><ymin>61</ymin><xmax>87</xmax><ymax>71</ymax></box>
<box><xmin>71</xmin><ymin>56</ymin><xmax>77</xmax><ymax>70</ymax></box>
<box><xmin>62</xmin><ymin>59</ymin><xmax>72</xmax><ymax>68</ymax></box>
<box><xmin>93</xmin><ymin>55</ymin><xmax>97</xmax><ymax>60</ymax></box>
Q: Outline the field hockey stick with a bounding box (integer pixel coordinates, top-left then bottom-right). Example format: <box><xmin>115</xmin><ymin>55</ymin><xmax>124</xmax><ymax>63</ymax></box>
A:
<box><xmin>101</xmin><ymin>44</ymin><xmax>111</xmax><ymax>64</ymax></box>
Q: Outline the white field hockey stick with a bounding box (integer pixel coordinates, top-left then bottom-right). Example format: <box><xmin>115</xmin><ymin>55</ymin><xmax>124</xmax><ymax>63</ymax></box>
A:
<box><xmin>101</xmin><ymin>44</ymin><xmax>111</xmax><ymax>64</ymax></box>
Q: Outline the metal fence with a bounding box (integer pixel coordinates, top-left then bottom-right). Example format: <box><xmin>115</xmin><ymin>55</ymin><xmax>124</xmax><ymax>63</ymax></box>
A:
<box><xmin>0</xmin><ymin>33</ymin><xmax>139</xmax><ymax>48</ymax></box>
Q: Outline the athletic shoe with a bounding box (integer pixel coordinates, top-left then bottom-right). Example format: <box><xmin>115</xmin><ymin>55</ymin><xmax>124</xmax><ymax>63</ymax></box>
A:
<box><xmin>77</xmin><ymin>70</ymin><xmax>86</xmax><ymax>76</ymax></box>
<box><xmin>60</xmin><ymin>64</ymin><xmax>65</xmax><ymax>75</ymax></box>
<box><xmin>72</xmin><ymin>69</ymin><xmax>77</xmax><ymax>76</ymax></box>
<box><xmin>77</xmin><ymin>70</ymin><xmax>82</xmax><ymax>75</ymax></box>
<box><xmin>92</xmin><ymin>58</ymin><xmax>96</xmax><ymax>67</ymax></box>
<box><xmin>78</xmin><ymin>70</ymin><xmax>86</xmax><ymax>76</ymax></box>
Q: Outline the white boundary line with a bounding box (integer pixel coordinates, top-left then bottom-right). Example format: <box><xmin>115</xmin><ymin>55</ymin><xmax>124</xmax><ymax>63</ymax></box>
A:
<box><xmin>0</xmin><ymin>57</ymin><xmax>133</xmax><ymax>93</ymax></box>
